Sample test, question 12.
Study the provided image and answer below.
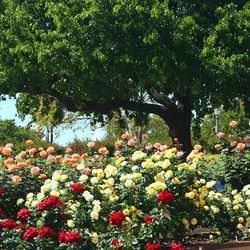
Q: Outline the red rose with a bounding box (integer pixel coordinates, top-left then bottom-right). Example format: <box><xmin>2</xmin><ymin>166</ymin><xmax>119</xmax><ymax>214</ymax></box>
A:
<box><xmin>0</xmin><ymin>188</ymin><xmax>4</xmax><ymax>196</ymax></box>
<box><xmin>157</xmin><ymin>190</ymin><xmax>174</xmax><ymax>204</ymax></box>
<box><xmin>0</xmin><ymin>208</ymin><xmax>4</xmax><ymax>218</ymax></box>
<box><xmin>23</xmin><ymin>227</ymin><xmax>38</xmax><ymax>241</ymax></box>
<box><xmin>146</xmin><ymin>243</ymin><xmax>161</xmax><ymax>250</ymax></box>
<box><xmin>112</xmin><ymin>239</ymin><xmax>123</xmax><ymax>250</ymax></box>
<box><xmin>171</xmin><ymin>242</ymin><xmax>184</xmax><ymax>250</ymax></box>
<box><xmin>0</xmin><ymin>219</ymin><xmax>16</xmax><ymax>229</ymax></box>
<box><xmin>37</xmin><ymin>196</ymin><xmax>63</xmax><ymax>211</ymax></box>
<box><xmin>144</xmin><ymin>215</ymin><xmax>154</xmax><ymax>224</ymax></box>
<box><xmin>15</xmin><ymin>223</ymin><xmax>26</xmax><ymax>230</ymax></box>
<box><xmin>108</xmin><ymin>211</ymin><xmax>126</xmax><ymax>226</ymax></box>
<box><xmin>38</xmin><ymin>227</ymin><xmax>55</xmax><ymax>238</ymax></box>
<box><xmin>17</xmin><ymin>208</ymin><xmax>31</xmax><ymax>221</ymax></box>
<box><xmin>58</xmin><ymin>231</ymin><xmax>83</xmax><ymax>243</ymax></box>
<box><xmin>70</xmin><ymin>183</ymin><xmax>85</xmax><ymax>193</ymax></box>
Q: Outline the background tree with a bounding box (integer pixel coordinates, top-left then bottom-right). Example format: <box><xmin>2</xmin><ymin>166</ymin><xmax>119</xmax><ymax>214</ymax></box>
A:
<box><xmin>0</xmin><ymin>119</ymin><xmax>51</xmax><ymax>151</ymax></box>
<box><xmin>0</xmin><ymin>0</ymin><xmax>249</xmax><ymax>154</ymax></box>
<box><xmin>105</xmin><ymin>113</ymin><xmax>170</xmax><ymax>143</ymax></box>
<box><xmin>196</xmin><ymin>101</ymin><xmax>249</xmax><ymax>152</ymax></box>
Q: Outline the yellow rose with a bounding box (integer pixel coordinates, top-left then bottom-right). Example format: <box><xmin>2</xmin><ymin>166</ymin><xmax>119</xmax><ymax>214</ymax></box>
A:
<box><xmin>191</xmin><ymin>218</ymin><xmax>198</xmax><ymax>225</ymax></box>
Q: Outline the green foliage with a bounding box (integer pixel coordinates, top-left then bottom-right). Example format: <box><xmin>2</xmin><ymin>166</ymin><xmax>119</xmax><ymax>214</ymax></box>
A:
<box><xmin>224</xmin><ymin>149</ymin><xmax>250</xmax><ymax>190</ymax></box>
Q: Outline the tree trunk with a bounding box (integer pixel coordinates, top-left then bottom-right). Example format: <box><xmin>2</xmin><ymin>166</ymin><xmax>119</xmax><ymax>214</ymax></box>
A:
<box><xmin>161</xmin><ymin>99</ymin><xmax>193</xmax><ymax>156</ymax></box>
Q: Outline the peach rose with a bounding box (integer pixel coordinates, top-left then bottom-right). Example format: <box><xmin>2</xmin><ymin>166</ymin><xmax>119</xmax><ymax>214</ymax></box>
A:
<box><xmin>127</xmin><ymin>139</ymin><xmax>137</xmax><ymax>147</ymax></box>
<box><xmin>115</xmin><ymin>140</ymin><xmax>123</xmax><ymax>148</ymax></box>
<box><xmin>72</xmin><ymin>154</ymin><xmax>80</xmax><ymax>160</ymax></box>
<box><xmin>5</xmin><ymin>143</ymin><xmax>13</xmax><ymax>148</ymax></box>
<box><xmin>87</xmin><ymin>142</ymin><xmax>96</xmax><ymax>149</ymax></box>
<box><xmin>39</xmin><ymin>150</ymin><xmax>47</xmax><ymax>157</ymax></box>
<box><xmin>214</xmin><ymin>144</ymin><xmax>221</xmax><ymax>150</ymax></box>
<box><xmin>114</xmin><ymin>151</ymin><xmax>122</xmax><ymax>158</ymax></box>
<box><xmin>153</xmin><ymin>143</ymin><xmax>161</xmax><ymax>149</ymax></box>
<box><xmin>11</xmin><ymin>175</ymin><xmax>22</xmax><ymax>184</ymax></box>
<box><xmin>121</xmin><ymin>133</ymin><xmax>129</xmax><ymax>140</ymax></box>
<box><xmin>29</xmin><ymin>148</ymin><xmax>37</xmax><ymax>155</ymax></box>
<box><xmin>236</xmin><ymin>143</ymin><xmax>245</xmax><ymax>151</ymax></box>
<box><xmin>47</xmin><ymin>155</ymin><xmax>55</xmax><ymax>162</ymax></box>
<box><xmin>65</xmin><ymin>148</ymin><xmax>73</xmax><ymax>154</ymax></box>
<box><xmin>30</xmin><ymin>166</ymin><xmax>41</xmax><ymax>175</ymax></box>
<box><xmin>194</xmin><ymin>144</ymin><xmax>202</xmax><ymax>152</ymax></box>
<box><xmin>98</xmin><ymin>147</ymin><xmax>109</xmax><ymax>156</ymax></box>
<box><xmin>217</xmin><ymin>132</ymin><xmax>225</xmax><ymax>139</ymax></box>
<box><xmin>81</xmin><ymin>153</ymin><xmax>88</xmax><ymax>160</ymax></box>
<box><xmin>229</xmin><ymin>120</ymin><xmax>238</xmax><ymax>129</ymax></box>
<box><xmin>47</xmin><ymin>147</ymin><xmax>55</xmax><ymax>154</ymax></box>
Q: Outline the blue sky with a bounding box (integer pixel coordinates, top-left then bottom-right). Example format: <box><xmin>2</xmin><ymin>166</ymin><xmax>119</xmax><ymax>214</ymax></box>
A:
<box><xmin>0</xmin><ymin>96</ymin><xmax>105</xmax><ymax>145</ymax></box>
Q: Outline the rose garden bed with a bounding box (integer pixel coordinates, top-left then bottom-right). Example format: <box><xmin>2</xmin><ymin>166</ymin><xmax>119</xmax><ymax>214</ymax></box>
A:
<box><xmin>0</xmin><ymin>131</ymin><xmax>249</xmax><ymax>249</ymax></box>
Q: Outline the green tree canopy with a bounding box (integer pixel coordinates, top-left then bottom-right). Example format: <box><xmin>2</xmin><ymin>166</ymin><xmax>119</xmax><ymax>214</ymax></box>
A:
<box><xmin>0</xmin><ymin>0</ymin><xmax>249</xmax><ymax>154</ymax></box>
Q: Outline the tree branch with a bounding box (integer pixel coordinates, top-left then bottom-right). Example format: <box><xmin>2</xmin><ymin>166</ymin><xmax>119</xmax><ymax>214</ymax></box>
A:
<box><xmin>49</xmin><ymin>89</ymin><xmax>166</xmax><ymax>117</ymax></box>
<box><xmin>146</xmin><ymin>85</ymin><xmax>176</xmax><ymax>108</ymax></box>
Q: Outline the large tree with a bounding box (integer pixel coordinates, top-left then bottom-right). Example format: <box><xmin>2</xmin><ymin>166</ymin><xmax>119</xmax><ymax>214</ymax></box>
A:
<box><xmin>0</xmin><ymin>0</ymin><xmax>249</xmax><ymax>154</ymax></box>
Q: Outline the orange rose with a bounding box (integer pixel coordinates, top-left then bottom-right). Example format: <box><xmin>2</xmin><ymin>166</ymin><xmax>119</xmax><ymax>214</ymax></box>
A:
<box><xmin>17</xmin><ymin>162</ymin><xmax>27</xmax><ymax>169</ymax></box>
<box><xmin>54</xmin><ymin>155</ymin><xmax>62</xmax><ymax>163</ymax></box>
<box><xmin>25</xmin><ymin>140</ymin><xmax>33</xmax><ymax>146</ymax></box>
<box><xmin>214</xmin><ymin>144</ymin><xmax>221</xmax><ymax>150</ymax></box>
<box><xmin>2</xmin><ymin>147</ymin><xmax>12</xmax><ymax>156</ymax></box>
<box><xmin>26</xmin><ymin>159</ymin><xmax>32</xmax><ymax>165</ymax></box>
<box><xmin>39</xmin><ymin>174</ymin><xmax>47</xmax><ymax>179</ymax></box>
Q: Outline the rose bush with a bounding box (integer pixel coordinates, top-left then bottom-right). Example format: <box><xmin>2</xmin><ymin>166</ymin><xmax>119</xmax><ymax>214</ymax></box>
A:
<box><xmin>0</xmin><ymin>129</ymin><xmax>249</xmax><ymax>249</ymax></box>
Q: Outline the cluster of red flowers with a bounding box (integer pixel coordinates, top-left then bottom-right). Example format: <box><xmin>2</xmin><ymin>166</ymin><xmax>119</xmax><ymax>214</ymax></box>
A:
<box><xmin>17</xmin><ymin>208</ymin><xmax>31</xmax><ymax>221</ymax></box>
<box><xmin>70</xmin><ymin>183</ymin><xmax>85</xmax><ymax>193</ymax></box>
<box><xmin>108</xmin><ymin>211</ymin><xmax>126</xmax><ymax>226</ymax></box>
<box><xmin>144</xmin><ymin>215</ymin><xmax>154</xmax><ymax>224</ymax></box>
<box><xmin>146</xmin><ymin>243</ymin><xmax>161</xmax><ymax>250</ymax></box>
<box><xmin>171</xmin><ymin>242</ymin><xmax>184</xmax><ymax>250</ymax></box>
<box><xmin>23</xmin><ymin>227</ymin><xmax>38</xmax><ymax>241</ymax></box>
<box><xmin>58</xmin><ymin>231</ymin><xmax>83</xmax><ymax>243</ymax></box>
<box><xmin>0</xmin><ymin>187</ymin><xmax>4</xmax><ymax>196</ymax></box>
<box><xmin>38</xmin><ymin>227</ymin><xmax>55</xmax><ymax>238</ymax></box>
<box><xmin>0</xmin><ymin>208</ymin><xmax>4</xmax><ymax>218</ymax></box>
<box><xmin>0</xmin><ymin>219</ymin><xmax>16</xmax><ymax>229</ymax></box>
<box><xmin>37</xmin><ymin>196</ymin><xmax>63</xmax><ymax>211</ymax></box>
<box><xmin>157</xmin><ymin>190</ymin><xmax>174</xmax><ymax>204</ymax></box>
<box><xmin>23</xmin><ymin>226</ymin><xmax>55</xmax><ymax>241</ymax></box>
<box><xmin>112</xmin><ymin>239</ymin><xmax>123</xmax><ymax>250</ymax></box>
